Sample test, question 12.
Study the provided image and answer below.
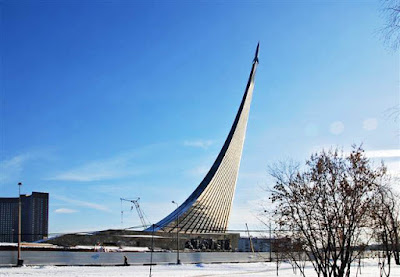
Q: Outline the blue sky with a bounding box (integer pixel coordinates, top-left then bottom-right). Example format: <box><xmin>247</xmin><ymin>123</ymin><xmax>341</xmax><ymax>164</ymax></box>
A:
<box><xmin>1</xmin><ymin>1</ymin><xmax>399</xmax><ymax>234</ymax></box>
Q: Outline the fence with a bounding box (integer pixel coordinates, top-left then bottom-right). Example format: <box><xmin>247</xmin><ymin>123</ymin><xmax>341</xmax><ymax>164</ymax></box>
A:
<box><xmin>0</xmin><ymin>251</ymin><xmax>272</xmax><ymax>266</ymax></box>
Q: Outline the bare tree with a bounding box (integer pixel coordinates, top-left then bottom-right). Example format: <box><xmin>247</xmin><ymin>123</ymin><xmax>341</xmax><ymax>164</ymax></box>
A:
<box><xmin>269</xmin><ymin>146</ymin><xmax>386</xmax><ymax>277</ymax></box>
<box><xmin>381</xmin><ymin>0</ymin><xmax>400</xmax><ymax>50</ymax></box>
<box><xmin>379</xmin><ymin>1</ymin><xmax>400</xmax><ymax>136</ymax></box>
<box><xmin>371</xmin><ymin>182</ymin><xmax>400</xmax><ymax>277</ymax></box>
<box><xmin>384</xmin><ymin>106</ymin><xmax>400</xmax><ymax>138</ymax></box>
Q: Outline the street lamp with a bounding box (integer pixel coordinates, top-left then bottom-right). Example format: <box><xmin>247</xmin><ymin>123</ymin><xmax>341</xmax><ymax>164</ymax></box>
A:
<box><xmin>171</xmin><ymin>201</ymin><xmax>181</xmax><ymax>265</ymax></box>
<box><xmin>17</xmin><ymin>182</ymin><xmax>23</xmax><ymax>266</ymax></box>
<box><xmin>264</xmin><ymin>209</ymin><xmax>272</xmax><ymax>262</ymax></box>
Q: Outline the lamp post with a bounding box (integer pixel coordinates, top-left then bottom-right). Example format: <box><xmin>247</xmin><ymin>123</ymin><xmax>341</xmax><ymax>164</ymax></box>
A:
<box><xmin>149</xmin><ymin>224</ymin><xmax>154</xmax><ymax>277</ymax></box>
<box><xmin>269</xmin><ymin>221</ymin><xmax>272</xmax><ymax>262</ymax></box>
<box><xmin>264</xmin><ymin>210</ymin><xmax>272</xmax><ymax>262</ymax></box>
<box><xmin>17</xmin><ymin>182</ymin><xmax>23</xmax><ymax>266</ymax></box>
<box><xmin>171</xmin><ymin>201</ymin><xmax>181</xmax><ymax>265</ymax></box>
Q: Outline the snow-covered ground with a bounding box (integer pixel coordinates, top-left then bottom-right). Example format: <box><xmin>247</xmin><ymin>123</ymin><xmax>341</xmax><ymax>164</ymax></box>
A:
<box><xmin>1</xmin><ymin>260</ymin><xmax>399</xmax><ymax>277</ymax></box>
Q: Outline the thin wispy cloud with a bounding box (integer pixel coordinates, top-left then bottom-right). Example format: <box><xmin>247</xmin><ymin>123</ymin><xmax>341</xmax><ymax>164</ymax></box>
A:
<box><xmin>54</xmin><ymin>208</ymin><xmax>78</xmax><ymax>214</ymax></box>
<box><xmin>364</xmin><ymin>150</ymin><xmax>400</xmax><ymax>178</ymax></box>
<box><xmin>0</xmin><ymin>153</ymin><xmax>32</xmax><ymax>183</ymax></box>
<box><xmin>365</xmin><ymin>149</ymin><xmax>400</xmax><ymax>158</ymax></box>
<box><xmin>184</xmin><ymin>139</ymin><xmax>214</xmax><ymax>149</ymax></box>
<box><xmin>342</xmin><ymin>149</ymin><xmax>400</xmax><ymax>178</ymax></box>
<box><xmin>0</xmin><ymin>148</ymin><xmax>56</xmax><ymax>185</ymax></box>
<box><xmin>311</xmin><ymin>147</ymin><xmax>400</xmax><ymax>160</ymax></box>
<box><xmin>48</xmin><ymin>153</ymin><xmax>144</xmax><ymax>182</ymax></box>
<box><xmin>53</xmin><ymin>195</ymin><xmax>111</xmax><ymax>212</ymax></box>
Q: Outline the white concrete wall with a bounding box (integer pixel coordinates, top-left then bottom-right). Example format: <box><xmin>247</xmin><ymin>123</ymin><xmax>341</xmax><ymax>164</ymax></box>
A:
<box><xmin>0</xmin><ymin>251</ymin><xmax>270</xmax><ymax>266</ymax></box>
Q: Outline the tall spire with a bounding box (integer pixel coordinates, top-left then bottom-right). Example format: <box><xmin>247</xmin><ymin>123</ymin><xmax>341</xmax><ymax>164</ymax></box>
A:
<box><xmin>253</xmin><ymin>42</ymin><xmax>260</xmax><ymax>63</ymax></box>
<box><xmin>146</xmin><ymin>44</ymin><xmax>259</xmax><ymax>233</ymax></box>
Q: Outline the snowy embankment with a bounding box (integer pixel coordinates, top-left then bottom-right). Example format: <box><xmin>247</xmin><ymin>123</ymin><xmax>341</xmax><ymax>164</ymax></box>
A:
<box><xmin>1</xmin><ymin>259</ymin><xmax>399</xmax><ymax>277</ymax></box>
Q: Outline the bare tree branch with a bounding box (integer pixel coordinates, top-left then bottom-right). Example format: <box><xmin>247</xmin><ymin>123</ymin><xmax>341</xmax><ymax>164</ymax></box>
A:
<box><xmin>267</xmin><ymin>146</ymin><xmax>390</xmax><ymax>277</ymax></box>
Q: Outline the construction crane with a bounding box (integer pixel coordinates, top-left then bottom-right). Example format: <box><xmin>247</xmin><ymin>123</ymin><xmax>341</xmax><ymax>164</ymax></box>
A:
<box><xmin>120</xmin><ymin>197</ymin><xmax>150</xmax><ymax>229</ymax></box>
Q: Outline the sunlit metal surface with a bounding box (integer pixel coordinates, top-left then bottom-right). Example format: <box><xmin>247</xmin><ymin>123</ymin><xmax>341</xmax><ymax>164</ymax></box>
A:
<box><xmin>147</xmin><ymin>44</ymin><xmax>259</xmax><ymax>234</ymax></box>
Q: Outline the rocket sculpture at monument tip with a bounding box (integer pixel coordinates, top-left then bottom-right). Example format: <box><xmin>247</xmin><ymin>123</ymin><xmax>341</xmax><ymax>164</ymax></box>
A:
<box><xmin>146</xmin><ymin>43</ymin><xmax>260</xmax><ymax>234</ymax></box>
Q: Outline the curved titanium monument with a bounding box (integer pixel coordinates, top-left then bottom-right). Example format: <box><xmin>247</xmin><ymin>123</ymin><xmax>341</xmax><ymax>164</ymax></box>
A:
<box><xmin>147</xmin><ymin>44</ymin><xmax>260</xmax><ymax>234</ymax></box>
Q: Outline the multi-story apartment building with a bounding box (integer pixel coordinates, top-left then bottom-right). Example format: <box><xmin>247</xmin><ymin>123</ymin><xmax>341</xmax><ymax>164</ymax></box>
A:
<box><xmin>0</xmin><ymin>192</ymin><xmax>49</xmax><ymax>242</ymax></box>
